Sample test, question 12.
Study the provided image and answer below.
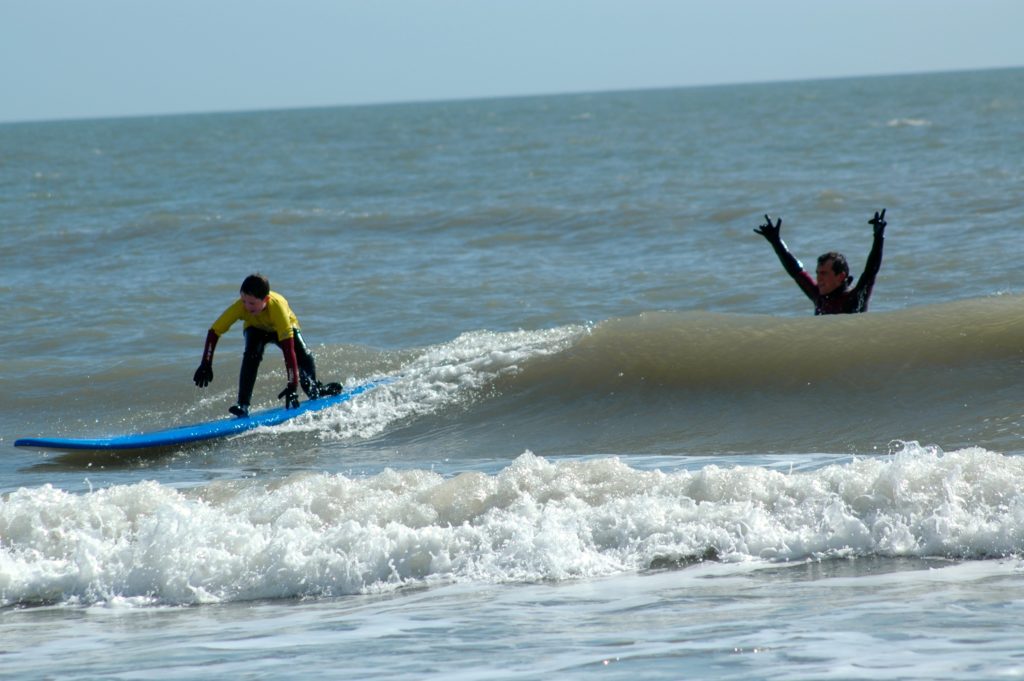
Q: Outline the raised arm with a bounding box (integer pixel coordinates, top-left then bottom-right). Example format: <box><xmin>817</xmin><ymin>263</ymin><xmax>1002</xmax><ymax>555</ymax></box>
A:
<box><xmin>754</xmin><ymin>214</ymin><xmax>818</xmax><ymax>301</ymax></box>
<box><xmin>856</xmin><ymin>209</ymin><xmax>887</xmax><ymax>292</ymax></box>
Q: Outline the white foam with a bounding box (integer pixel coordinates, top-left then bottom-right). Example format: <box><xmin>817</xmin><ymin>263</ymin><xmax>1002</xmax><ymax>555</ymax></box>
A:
<box><xmin>886</xmin><ymin>117</ymin><xmax>932</xmax><ymax>127</ymax></box>
<box><xmin>266</xmin><ymin>325</ymin><xmax>587</xmax><ymax>440</ymax></box>
<box><xmin>3</xmin><ymin>443</ymin><xmax>1024</xmax><ymax>607</ymax></box>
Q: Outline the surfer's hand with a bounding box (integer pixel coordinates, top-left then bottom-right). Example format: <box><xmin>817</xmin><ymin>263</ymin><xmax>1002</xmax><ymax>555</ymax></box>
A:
<box><xmin>278</xmin><ymin>385</ymin><xmax>300</xmax><ymax>410</ymax></box>
<box><xmin>868</xmin><ymin>208</ymin><xmax>887</xmax><ymax>236</ymax></box>
<box><xmin>193</xmin><ymin>361</ymin><xmax>213</xmax><ymax>388</ymax></box>
<box><xmin>754</xmin><ymin>215</ymin><xmax>782</xmax><ymax>243</ymax></box>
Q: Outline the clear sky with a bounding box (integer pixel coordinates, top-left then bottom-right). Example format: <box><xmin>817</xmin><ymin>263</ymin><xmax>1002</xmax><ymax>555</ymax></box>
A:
<box><xmin>2</xmin><ymin>0</ymin><xmax>1023</xmax><ymax>123</ymax></box>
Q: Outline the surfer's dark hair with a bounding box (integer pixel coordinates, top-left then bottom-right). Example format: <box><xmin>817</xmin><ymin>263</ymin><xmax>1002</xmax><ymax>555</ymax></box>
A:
<box><xmin>817</xmin><ymin>252</ymin><xmax>854</xmax><ymax>286</ymax></box>
<box><xmin>817</xmin><ymin>252</ymin><xmax>849</xmax><ymax>277</ymax></box>
<box><xmin>240</xmin><ymin>273</ymin><xmax>270</xmax><ymax>299</ymax></box>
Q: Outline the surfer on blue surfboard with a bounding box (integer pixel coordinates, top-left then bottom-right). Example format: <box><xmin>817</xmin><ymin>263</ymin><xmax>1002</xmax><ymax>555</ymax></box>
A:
<box><xmin>754</xmin><ymin>209</ymin><xmax>887</xmax><ymax>315</ymax></box>
<box><xmin>193</xmin><ymin>273</ymin><xmax>342</xmax><ymax>417</ymax></box>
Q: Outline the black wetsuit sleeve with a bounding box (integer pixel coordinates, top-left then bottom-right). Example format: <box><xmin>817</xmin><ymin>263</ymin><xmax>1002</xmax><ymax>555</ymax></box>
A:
<box><xmin>769</xmin><ymin>238</ymin><xmax>818</xmax><ymax>302</ymax></box>
<box><xmin>851</xmin><ymin>231</ymin><xmax>885</xmax><ymax>311</ymax></box>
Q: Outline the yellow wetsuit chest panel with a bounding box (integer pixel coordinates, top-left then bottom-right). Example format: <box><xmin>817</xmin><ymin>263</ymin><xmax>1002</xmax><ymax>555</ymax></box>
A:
<box><xmin>211</xmin><ymin>291</ymin><xmax>300</xmax><ymax>341</ymax></box>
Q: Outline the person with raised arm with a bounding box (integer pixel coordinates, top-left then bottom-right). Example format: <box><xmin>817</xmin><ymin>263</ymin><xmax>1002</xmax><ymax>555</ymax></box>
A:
<box><xmin>754</xmin><ymin>210</ymin><xmax>887</xmax><ymax>315</ymax></box>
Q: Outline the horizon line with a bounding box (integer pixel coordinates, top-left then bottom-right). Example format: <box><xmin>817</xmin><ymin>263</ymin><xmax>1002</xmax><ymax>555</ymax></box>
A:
<box><xmin>2</xmin><ymin>64</ymin><xmax>1020</xmax><ymax>127</ymax></box>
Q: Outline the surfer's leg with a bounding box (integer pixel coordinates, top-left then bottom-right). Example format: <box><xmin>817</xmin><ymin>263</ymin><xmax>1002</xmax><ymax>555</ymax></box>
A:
<box><xmin>237</xmin><ymin>328</ymin><xmax>271</xmax><ymax>408</ymax></box>
<box><xmin>291</xmin><ymin>330</ymin><xmax>321</xmax><ymax>399</ymax></box>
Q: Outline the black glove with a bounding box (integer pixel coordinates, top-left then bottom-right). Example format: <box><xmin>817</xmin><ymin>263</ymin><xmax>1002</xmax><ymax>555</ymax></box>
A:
<box><xmin>278</xmin><ymin>385</ymin><xmax>300</xmax><ymax>410</ymax></box>
<box><xmin>193</xmin><ymin>361</ymin><xmax>213</xmax><ymax>388</ymax></box>
<box><xmin>754</xmin><ymin>214</ymin><xmax>782</xmax><ymax>243</ymax></box>
<box><xmin>868</xmin><ymin>209</ymin><xmax>887</xmax><ymax>236</ymax></box>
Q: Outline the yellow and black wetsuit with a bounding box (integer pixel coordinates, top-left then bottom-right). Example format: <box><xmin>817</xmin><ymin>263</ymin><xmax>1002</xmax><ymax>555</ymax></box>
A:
<box><xmin>204</xmin><ymin>291</ymin><xmax>320</xmax><ymax>406</ymax></box>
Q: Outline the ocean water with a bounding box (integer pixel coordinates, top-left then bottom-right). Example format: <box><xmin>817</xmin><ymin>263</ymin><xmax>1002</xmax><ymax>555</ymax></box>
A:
<box><xmin>2</xmin><ymin>67</ymin><xmax>1024</xmax><ymax>679</ymax></box>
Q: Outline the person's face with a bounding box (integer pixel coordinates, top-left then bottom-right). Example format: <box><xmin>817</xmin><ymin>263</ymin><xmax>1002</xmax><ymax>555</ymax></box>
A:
<box><xmin>815</xmin><ymin>260</ymin><xmax>846</xmax><ymax>296</ymax></box>
<box><xmin>241</xmin><ymin>292</ymin><xmax>268</xmax><ymax>314</ymax></box>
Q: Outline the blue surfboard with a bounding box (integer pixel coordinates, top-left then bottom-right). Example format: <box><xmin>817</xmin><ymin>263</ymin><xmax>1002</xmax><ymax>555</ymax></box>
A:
<box><xmin>14</xmin><ymin>378</ymin><xmax>392</xmax><ymax>452</ymax></box>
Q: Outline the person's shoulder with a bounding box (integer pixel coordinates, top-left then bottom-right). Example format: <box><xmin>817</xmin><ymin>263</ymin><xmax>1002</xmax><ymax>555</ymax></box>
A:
<box><xmin>267</xmin><ymin>290</ymin><xmax>294</xmax><ymax>311</ymax></box>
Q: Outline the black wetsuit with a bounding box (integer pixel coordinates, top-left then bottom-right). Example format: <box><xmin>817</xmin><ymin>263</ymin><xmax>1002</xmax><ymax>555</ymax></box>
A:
<box><xmin>238</xmin><ymin>327</ymin><xmax>319</xmax><ymax>406</ymax></box>
<box><xmin>767</xmin><ymin>230</ymin><xmax>884</xmax><ymax>315</ymax></box>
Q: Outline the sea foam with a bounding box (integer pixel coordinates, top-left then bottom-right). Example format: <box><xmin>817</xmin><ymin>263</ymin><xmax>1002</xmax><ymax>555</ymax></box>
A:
<box><xmin>3</xmin><ymin>443</ymin><xmax>1023</xmax><ymax>607</ymax></box>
